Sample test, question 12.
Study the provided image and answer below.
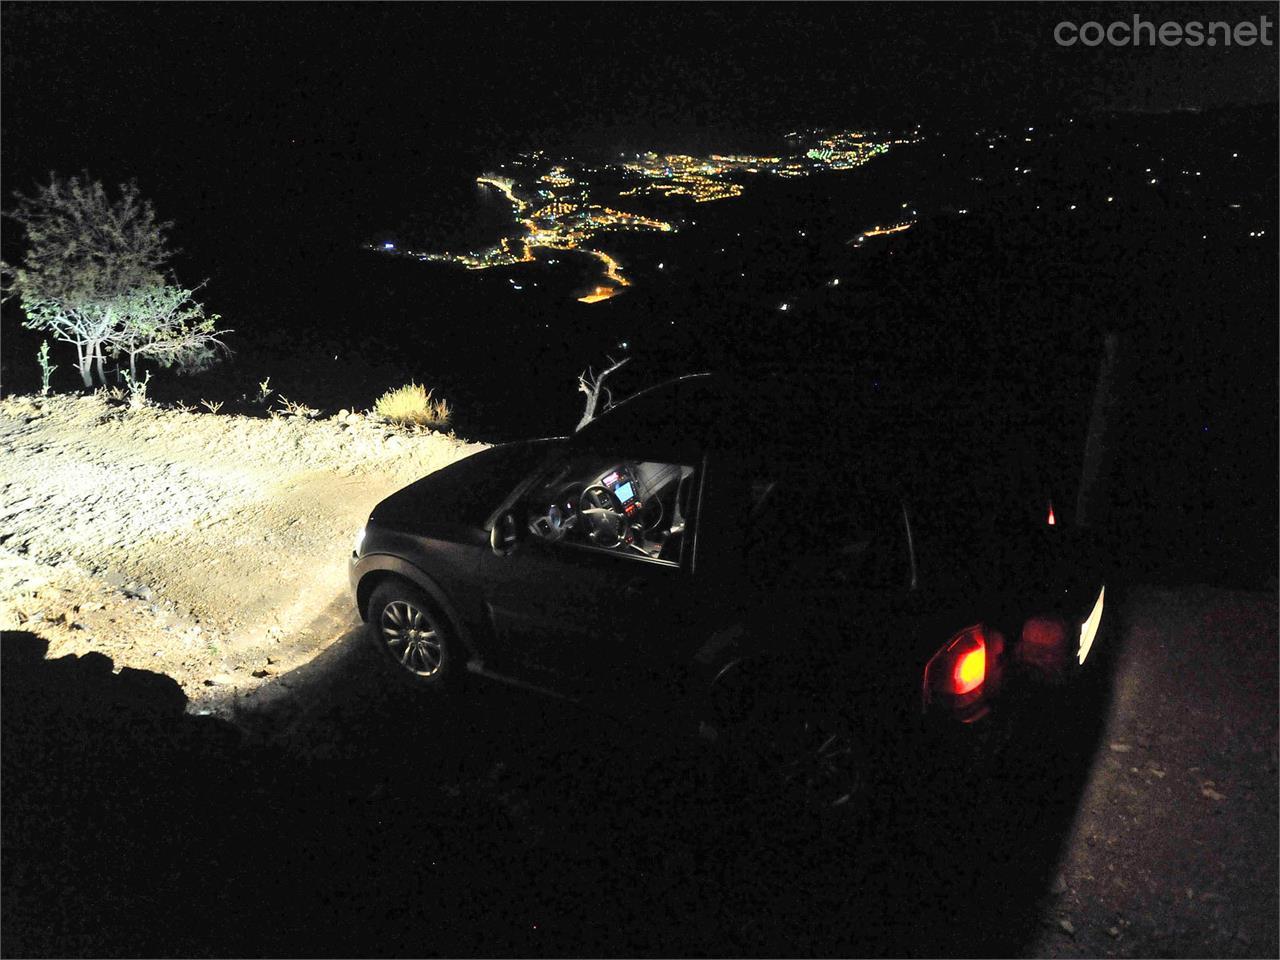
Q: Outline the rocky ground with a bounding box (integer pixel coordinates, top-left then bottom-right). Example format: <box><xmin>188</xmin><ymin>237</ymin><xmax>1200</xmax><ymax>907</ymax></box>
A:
<box><xmin>0</xmin><ymin>392</ymin><xmax>485</xmax><ymax>700</ymax></box>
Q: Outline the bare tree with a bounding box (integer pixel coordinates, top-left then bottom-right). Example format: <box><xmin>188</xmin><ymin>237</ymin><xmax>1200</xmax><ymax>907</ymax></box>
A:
<box><xmin>575</xmin><ymin>356</ymin><xmax>630</xmax><ymax>431</ymax></box>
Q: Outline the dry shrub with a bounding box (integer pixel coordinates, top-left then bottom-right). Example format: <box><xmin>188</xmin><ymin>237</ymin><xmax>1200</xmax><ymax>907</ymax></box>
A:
<box><xmin>274</xmin><ymin>395</ymin><xmax>319</xmax><ymax>419</ymax></box>
<box><xmin>374</xmin><ymin>382</ymin><xmax>453</xmax><ymax>428</ymax></box>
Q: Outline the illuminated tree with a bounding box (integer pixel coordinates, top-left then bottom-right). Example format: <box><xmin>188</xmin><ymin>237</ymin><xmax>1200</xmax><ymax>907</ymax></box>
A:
<box><xmin>114</xmin><ymin>281</ymin><xmax>229</xmax><ymax>380</ymax></box>
<box><xmin>15</xmin><ymin>285</ymin><xmax>121</xmax><ymax>388</ymax></box>
<box><xmin>3</xmin><ymin>172</ymin><xmax>227</xmax><ymax>387</ymax></box>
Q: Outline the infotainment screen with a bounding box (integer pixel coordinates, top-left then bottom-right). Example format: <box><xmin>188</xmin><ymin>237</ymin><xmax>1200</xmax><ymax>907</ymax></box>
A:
<box><xmin>613</xmin><ymin>481</ymin><xmax>635</xmax><ymax>503</ymax></box>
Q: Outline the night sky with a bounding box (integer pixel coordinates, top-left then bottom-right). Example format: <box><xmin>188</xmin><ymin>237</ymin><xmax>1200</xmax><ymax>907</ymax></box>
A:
<box><xmin>3</xmin><ymin>2</ymin><xmax>1275</xmax><ymax>249</ymax></box>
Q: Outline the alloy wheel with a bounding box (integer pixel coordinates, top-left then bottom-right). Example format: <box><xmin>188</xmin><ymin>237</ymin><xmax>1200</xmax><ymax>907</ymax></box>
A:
<box><xmin>772</xmin><ymin>716</ymin><xmax>861</xmax><ymax>809</ymax></box>
<box><xmin>379</xmin><ymin>600</ymin><xmax>444</xmax><ymax>677</ymax></box>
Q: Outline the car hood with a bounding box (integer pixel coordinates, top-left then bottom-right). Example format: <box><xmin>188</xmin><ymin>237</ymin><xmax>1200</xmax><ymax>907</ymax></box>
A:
<box><xmin>369</xmin><ymin>438</ymin><xmax>564</xmax><ymax>536</ymax></box>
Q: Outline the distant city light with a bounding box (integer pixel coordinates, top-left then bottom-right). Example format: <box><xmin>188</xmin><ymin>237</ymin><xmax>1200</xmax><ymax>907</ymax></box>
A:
<box><xmin>379</xmin><ymin>128</ymin><xmax>910</xmax><ymax>302</ymax></box>
<box><xmin>779</xmin><ymin>303</ymin><xmax>789</xmax><ymax>311</ymax></box>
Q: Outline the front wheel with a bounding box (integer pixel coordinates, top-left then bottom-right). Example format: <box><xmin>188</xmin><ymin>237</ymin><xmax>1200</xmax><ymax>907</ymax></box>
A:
<box><xmin>367</xmin><ymin>580</ymin><xmax>461</xmax><ymax>689</ymax></box>
<box><xmin>731</xmin><ymin>695</ymin><xmax>869</xmax><ymax>822</ymax></box>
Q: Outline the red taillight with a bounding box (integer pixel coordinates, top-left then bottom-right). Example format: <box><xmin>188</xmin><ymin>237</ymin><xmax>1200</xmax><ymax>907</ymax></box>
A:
<box><xmin>924</xmin><ymin>623</ymin><xmax>1002</xmax><ymax>711</ymax></box>
<box><xmin>1047</xmin><ymin>501</ymin><xmax>1057</xmax><ymax>526</ymax></box>
<box><xmin>952</xmin><ymin>644</ymin><xmax>985</xmax><ymax>694</ymax></box>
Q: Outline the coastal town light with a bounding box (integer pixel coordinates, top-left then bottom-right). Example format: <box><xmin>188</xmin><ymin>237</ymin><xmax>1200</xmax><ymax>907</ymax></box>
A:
<box><xmin>373</xmin><ymin>129</ymin><xmax>905</xmax><ymax>302</ymax></box>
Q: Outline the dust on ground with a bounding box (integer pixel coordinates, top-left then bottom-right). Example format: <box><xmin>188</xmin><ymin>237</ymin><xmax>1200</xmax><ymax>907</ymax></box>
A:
<box><xmin>0</xmin><ymin>393</ymin><xmax>486</xmax><ymax>703</ymax></box>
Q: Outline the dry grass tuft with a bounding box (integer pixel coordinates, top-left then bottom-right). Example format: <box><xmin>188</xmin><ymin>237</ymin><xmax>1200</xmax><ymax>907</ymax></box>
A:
<box><xmin>374</xmin><ymin>382</ymin><xmax>453</xmax><ymax>429</ymax></box>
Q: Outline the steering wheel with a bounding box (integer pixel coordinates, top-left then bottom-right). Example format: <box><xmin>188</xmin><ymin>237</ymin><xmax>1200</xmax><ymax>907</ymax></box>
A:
<box><xmin>579</xmin><ymin>484</ymin><xmax>627</xmax><ymax>547</ymax></box>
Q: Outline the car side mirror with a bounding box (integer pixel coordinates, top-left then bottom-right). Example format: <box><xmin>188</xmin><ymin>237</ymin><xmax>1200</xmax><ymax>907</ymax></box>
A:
<box><xmin>490</xmin><ymin>512</ymin><xmax>520</xmax><ymax>556</ymax></box>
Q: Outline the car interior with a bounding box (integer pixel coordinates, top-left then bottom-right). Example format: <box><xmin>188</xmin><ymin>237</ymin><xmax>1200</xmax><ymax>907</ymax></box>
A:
<box><xmin>522</xmin><ymin>453</ymin><xmax>696</xmax><ymax>565</ymax></box>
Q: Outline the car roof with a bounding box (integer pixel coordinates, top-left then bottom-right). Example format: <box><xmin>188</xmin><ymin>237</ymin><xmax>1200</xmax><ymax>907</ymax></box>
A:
<box><xmin>572</xmin><ymin>367</ymin><xmax>1045</xmax><ymax>492</ymax></box>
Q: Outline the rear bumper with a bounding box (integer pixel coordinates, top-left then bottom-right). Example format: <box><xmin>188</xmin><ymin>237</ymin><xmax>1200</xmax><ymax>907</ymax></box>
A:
<box><xmin>918</xmin><ymin>677</ymin><xmax>1101</xmax><ymax>767</ymax></box>
<box><xmin>906</xmin><ymin>584</ymin><xmax>1118</xmax><ymax>784</ymax></box>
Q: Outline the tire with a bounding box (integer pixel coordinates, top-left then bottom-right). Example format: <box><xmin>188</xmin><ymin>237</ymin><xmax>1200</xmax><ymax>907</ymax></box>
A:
<box><xmin>728</xmin><ymin>685</ymin><xmax>869</xmax><ymax>827</ymax></box>
<box><xmin>367</xmin><ymin>579</ymin><xmax>462</xmax><ymax>689</ymax></box>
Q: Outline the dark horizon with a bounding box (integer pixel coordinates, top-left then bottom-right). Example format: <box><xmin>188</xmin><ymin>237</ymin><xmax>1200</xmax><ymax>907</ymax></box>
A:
<box><xmin>3</xmin><ymin>3</ymin><xmax>1276</xmax><ymax>222</ymax></box>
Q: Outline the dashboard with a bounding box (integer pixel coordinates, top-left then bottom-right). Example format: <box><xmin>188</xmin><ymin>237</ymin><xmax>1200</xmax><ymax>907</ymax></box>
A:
<box><xmin>526</xmin><ymin>458</ymin><xmax>687</xmax><ymax>560</ymax></box>
<box><xmin>599</xmin><ymin>467</ymin><xmax>641</xmax><ymax>517</ymax></box>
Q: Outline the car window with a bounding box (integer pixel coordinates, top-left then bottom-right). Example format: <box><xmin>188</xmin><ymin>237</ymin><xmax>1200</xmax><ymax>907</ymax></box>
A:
<box><xmin>743</xmin><ymin>471</ymin><xmax>909</xmax><ymax>590</ymax></box>
<box><xmin>517</xmin><ymin>452</ymin><xmax>697</xmax><ymax>567</ymax></box>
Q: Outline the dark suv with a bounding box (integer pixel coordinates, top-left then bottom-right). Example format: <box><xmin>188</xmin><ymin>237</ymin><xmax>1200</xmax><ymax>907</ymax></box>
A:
<box><xmin>349</xmin><ymin>373</ymin><xmax>1112</xmax><ymax>807</ymax></box>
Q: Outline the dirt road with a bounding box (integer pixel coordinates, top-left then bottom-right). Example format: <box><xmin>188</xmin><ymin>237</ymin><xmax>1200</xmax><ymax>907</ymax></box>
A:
<box><xmin>1028</xmin><ymin>585</ymin><xmax>1278</xmax><ymax>959</ymax></box>
<box><xmin>0</xmin><ymin>393</ymin><xmax>485</xmax><ymax>697</ymax></box>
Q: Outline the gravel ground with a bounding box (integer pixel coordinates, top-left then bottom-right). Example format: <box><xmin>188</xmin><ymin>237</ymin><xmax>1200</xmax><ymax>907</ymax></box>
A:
<box><xmin>0</xmin><ymin>393</ymin><xmax>485</xmax><ymax>698</ymax></box>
